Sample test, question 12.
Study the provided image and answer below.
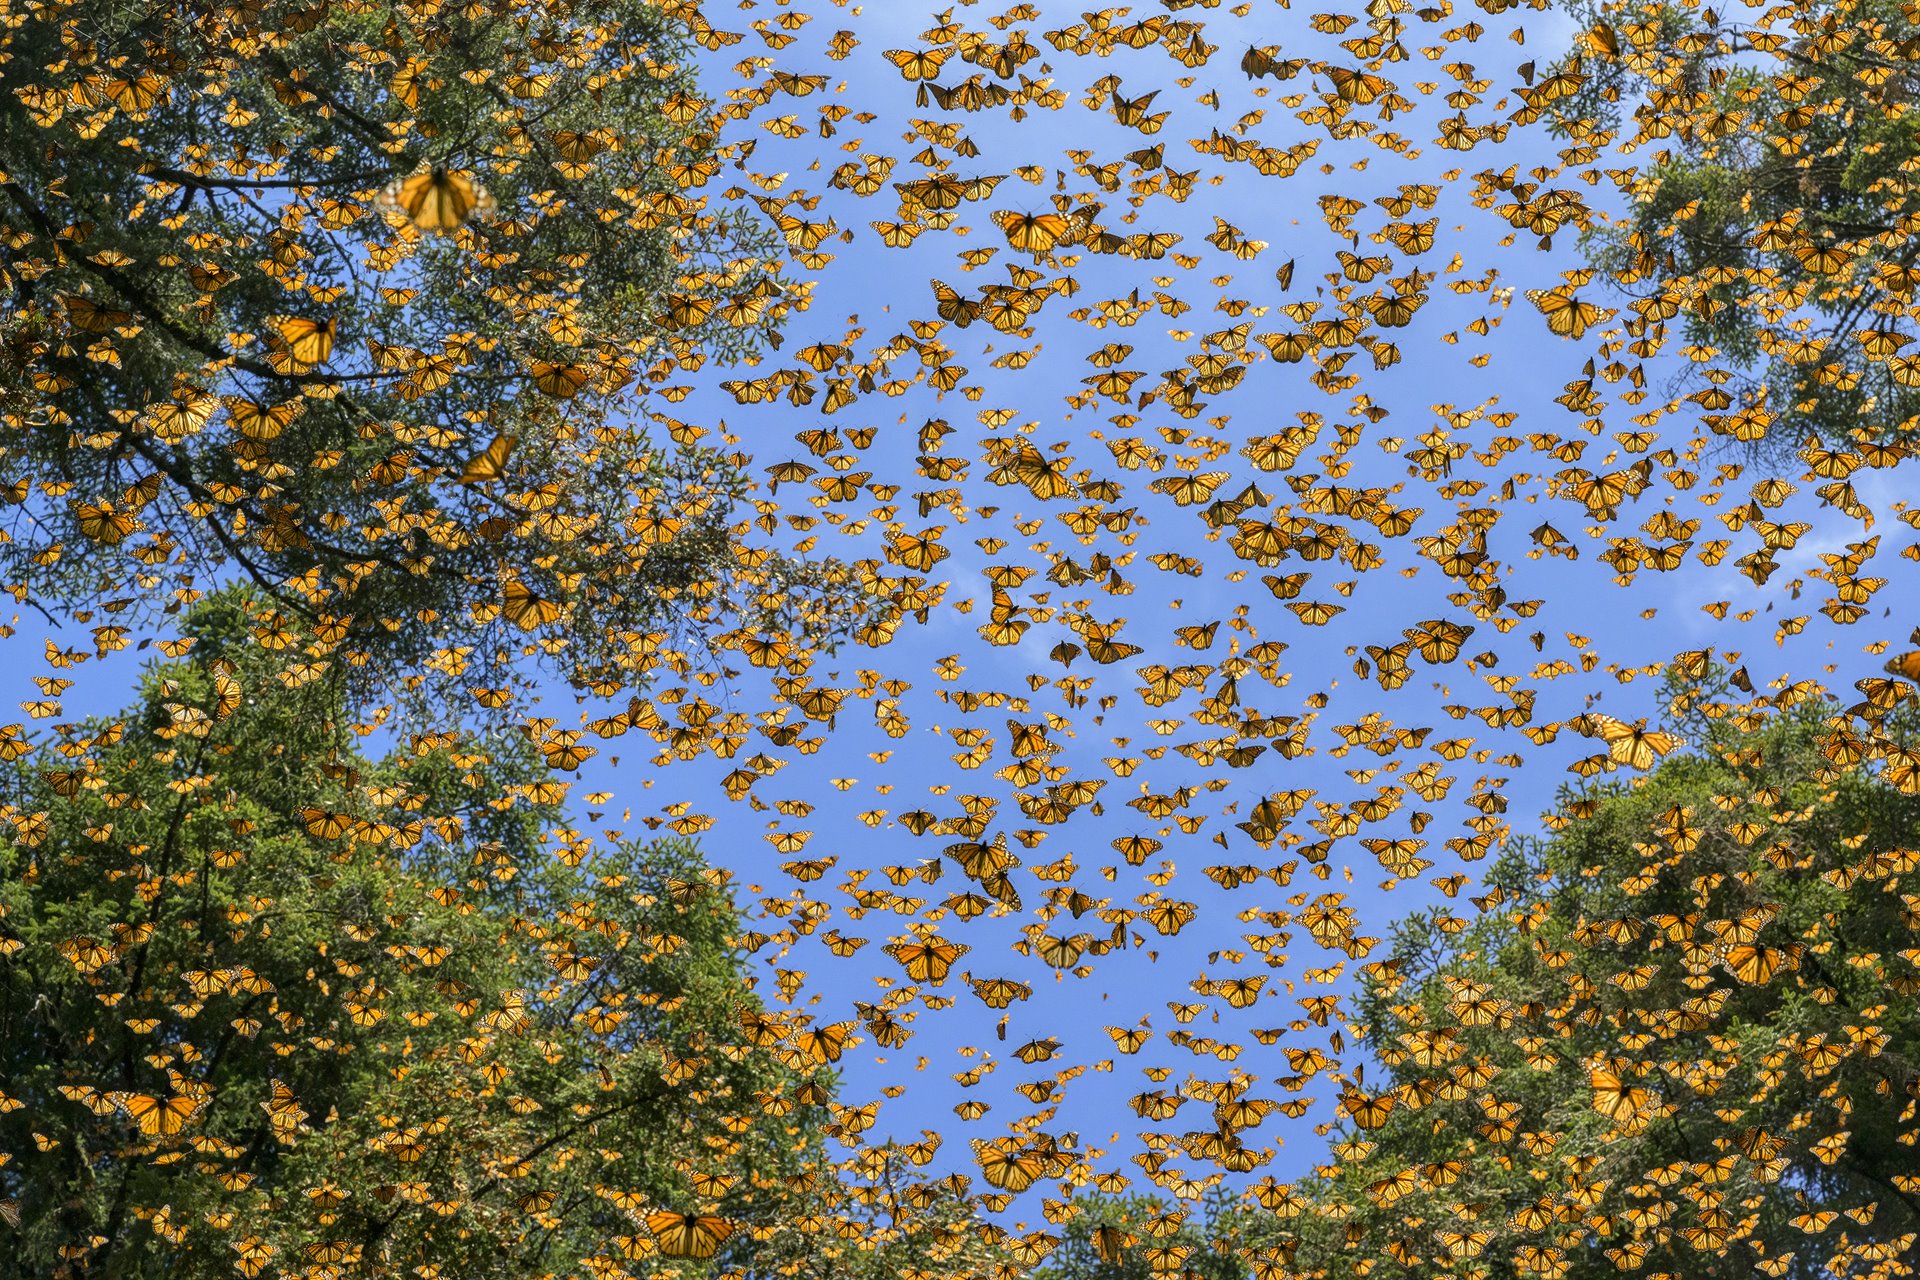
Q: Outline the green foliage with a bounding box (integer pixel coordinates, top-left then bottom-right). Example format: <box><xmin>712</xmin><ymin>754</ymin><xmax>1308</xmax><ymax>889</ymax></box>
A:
<box><xmin>1032</xmin><ymin>1190</ymin><xmax>1273</xmax><ymax>1280</ymax></box>
<box><xmin>0</xmin><ymin>0</ymin><xmax>864</xmax><ymax>692</ymax></box>
<box><xmin>1236</xmin><ymin>701</ymin><xmax>1920</xmax><ymax>1278</ymax></box>
<box><xmin>757</xmin><ymin>1175</ymin><xmax>1020</xmax><ymax>1280</ymax></box>
<box><xmin>0</xmin><ymin>589</ymin><xmax>830</xmax><ymax>1278</ymax></box>
<box><xmin>1553</xmin><ymin>0</ymin><xmax>1920</xmax><ymax>448</ymax></box>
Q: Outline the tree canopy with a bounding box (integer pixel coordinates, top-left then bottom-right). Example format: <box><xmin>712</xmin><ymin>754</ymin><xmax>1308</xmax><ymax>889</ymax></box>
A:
<box><xmin>0</xmin><ymin>0</ymin><xmax>860</xmax><ymax>692</ymax></box>
<box><xmin>1554</xmin><ymin>0</ymin><xmax>1920</xmax><ymax>448</ymax></box>
<box><xmin>1244</xmin><ymin>690</ymin><xmax>1920</xmax><ymax>1278</ymax></box>
<box><xmin>5</xmin><ymin>0</ymin><xmax>1920</xmax><ymax>1276</ymax></box>
<box><xmin>1030</xmin><ymin>1190</ymin><xmax>1272</xmax><ymax>1280</ymax></box>
<box><xmin>0</xmin><ymin>589</ymin><xmax>848</xmax><ymax>1278</ymax></box>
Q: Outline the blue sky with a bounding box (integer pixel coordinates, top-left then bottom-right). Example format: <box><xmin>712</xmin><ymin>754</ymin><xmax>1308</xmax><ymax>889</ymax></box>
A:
<box><xmin>587</xmin><ymin>0</ymin><xmax>1912</xmax><ymax>1205</ymax></box>
<box><xmin>6</xmin><ymin>0</ymin><xmax>1915</xmax><ymax>1236</ymax></box>
<box><xmin>568</xmin><ymin>0</ymin><xmax>1910</xmax><ymax>1224</ymax></box>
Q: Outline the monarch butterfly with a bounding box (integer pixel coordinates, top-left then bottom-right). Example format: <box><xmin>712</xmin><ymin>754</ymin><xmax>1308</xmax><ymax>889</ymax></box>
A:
<box><xmin>930</xmin><ymin>279</ymin><xmax>981</xmax><ymax>326</ymax></box>
<box><xmin>1884</xmin><ymin>651</ymin><xmax>1920</xmax><ymax>680</ymax></box>
<box><xmin>1405</xmin><ymin>619</ymin><xmax>1474</xmax><ymax>663</ymax></box>
<box><xmin>1289</xmin><ymin>600</ymin><xmax>1345</xmax><ymax>625</ymax></box>
<box><xmin>1259</xmin><ymin>330</ymin><xmax>1314</xmax><ymax>364</ymax></box>
<box><xmin>1325</xmin><ymin>65</ymin><xmax>1388</xmax><ymax>102</ymax></box>
<box><xmin>1124</xmin><ymin>230</ymin><xmax>1179</xmax><ymax>259</ymax></box>
<box><xmin>788</xmin><ymin>1021</ymin><xmax>854</xmax><ymax>1063</ymax></box>
<box><xmin>643</xmin><ymin>1210</ymin><xmax>733</xmax><ymax>1259</ymax></box>
<box><xmin>224</xmin><ymin>1235</ymin><xmax>274</xmax><ymax>1278</ymax></box>
<box><xmin>1589</xmin><ymin>1066</ymin><xmax>1650</xmax><ymax>1121</ymax></box>
<box><xmin>300</xmin><ymin>807</ymin><xmax>355</xmax><ymax>840</ymax></box>
<box><xmin>56</xmin><ymin>1083</ymin><xmax>116</xmax><ymax>1117</ymax></box>
<box><xmin>973</xmin><ymin>1142</ymin><xmax>1046</xmax><ymax>1192</ymax></box>
<box><xmin>870</xmin><ymin>220</ymin><xmax>922</xmax><ymax>248</ymax></box>
<box><xmin>224</xmin><ymin>396</ymin><xmax>301</xmax><ymax>441</ymax></box>
<box><xmin>1436</xmin><ymin>1227</ymin><xmax>1491</xmax><ymax>1259</ymax></box>
<box><xmin>1013</xmin><ymin>1036</ymin><xmax>1061</xmax><ymax>1063</ymax></box>
<box><xmin>529</xmin><ymin>361</ymin><xmax>590</xmax><ymax>399</ymax></box>
<box><xmin>1030</xmin><ymin>932</ymin><xmax>1090</xmax><ymax>969</ymax></box>
<box><xmin>886</xmin><ymin>937</ymin><xmax>967</xmax><ymax>983</ymax></box>
<box><xmin>274</xmin><ymin>316</ymin><xmax>335</xmax><ymax>369</ymax></box>
<box><xmin>1793</xmin><ymin>240</ymin><xmax>1852</xmax><ymax>274</ymax></box>
<box><xmin>498</xmin><ymin>66</ymin><xmax>556</xmax><ymax>98</ymax></box>
<box><xmin>1090</xmin><ymin>1224</ymin><xmax>1133</xmax><ymax>1264</ymax></box>
<box><xmin>1716</xmin><ymin>904</ymin><xmax>1779</xmax><ymax>944</ymax></box>
<box><xmin>1366</xmin><ymin>1168</ymin><xmax>1419</xmax><ymax>1207</ymax></box>
<box><xmin>120</xmin><ymin>1091</ymin><xmax>203</xmax><ymax>1136</ymax></box>
<box><xmin>997</xmin><ymin>210</ymin><xmax>1071</xmax><ymax>254</ymax></box>
<box><xmin>145</xmin><ymin>390</ymin><xmax>218</xmax><ymax>440</ymax></box>
<box><xmin>383</xmin><ymin>164</ymin><xmax>494</xmax><ymax>232</ymax></box>
<box><xmin>966</xmin><ymin>975</ymin><xmax>1032</xmax><ymax>1008</ymax></box>
<box><xmin>72</xmin><ymin>500</ymin><xmax>138</xmax><ymax>545</ymax></box>
<box><xmin>211</xmin><ymin>661</ymin><xmax>242</xmax><ymax>721</ymax></box>
<box><xmin>1109</xmin><ymin>89</ymin><xmax>1168</xmax><ymax>132</ymax></box>
<box><xmin>502</xmin><ymin>580</ymin><xmax>563</xmax><ymax>631</ymax></box>
<box><xmin>103</xmin><ymin>71</ymin><xmax>168</xmax><ymax>113</ymax></box>
<box><xmin>993</xmin><ymin>446</ymin><xmax>1075</xmax><ymax>499</ymax></box>
<box><xmin>1142</xmin><ymin>899</ymin><xmax>1195</xmax><ymax>935</ymax></box>
<box><xmin>300</xmin><ymin>1241</ymin><xmax>360</xmax><ymax>1265</ymax></box>
<box><xmin>1366</xmin><ymin>291</ymin><xmax>1422</xmax><ymax>327</ymax></box>
<box><xmin>541</xmin><ymin>734</ymin><xmax>595</xmax><ymax>772</ymax></box>
<box><xmin>63</xmin><ymin>294</ymin><xmax>135</xmax><ymax>333</ymax></box>
<box><xmin>458</xmin><ymin>434</ymin><xmax>517</xmax><ymax>484</ymax></box>
<box><xmin>686</xmin><ymin>1171</ymin><xmax>737</xmax><ymax>1198</ymax></box>
<box><xmin>662</xmin><ymin>293</ymin><xmax>716</xmax><ymax>328</ymax></box>
<box><xmin>1214</xmin><ymin>977</ymin><xmax>1264</xmax><ymax>1008</ymax></box>
<box><xmin>1528</xmin><ymin>288</ymin><xmax>1609</xmax><ymax>338</ymax></box>
<box><xmin>889</xmin><ymin>529</ymin><xmax>949</xmax><ymax>570</ymax></box>
<box><xmin>1599</xmin><ymin>719</ymin><xmax>1682</xmax><ymax>769</ymax></box>
<box><xmin>1724</xmin><ymin>942</ymin><xmax>1798</xmax><ymax>984</ymax></box>
<box><xmin>882</xmin><ymin>46</ymin><xmax>949</xmax><ymax>79</ymax></box>
<box><xmin>550</xmin><ymin>129</ymin><xmax>613</xmax><ymax>179</ymax></box>
<box><xmin>1150</xmin><ymin>471</ymin><xmax>1230</xmax><ymax>506</ymax></box>
<box><xmin>1081</xmin><ymin>624</ymin><xmax>1142</xmax><ymax>664</ymax></box>
<box><xmin>1339</xmin><ymin>1087</ymin><xmax>1396</xmax><ymax>1129</ymax></box>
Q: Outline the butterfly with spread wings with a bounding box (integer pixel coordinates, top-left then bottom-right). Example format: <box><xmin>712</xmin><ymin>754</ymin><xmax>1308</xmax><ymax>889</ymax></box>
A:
<box><xmin>1528</xmin><ymin>287</ymin><xmax>1612</xmax><ymax>338</ymax></box>
<box><xmin>117</xmin><ymin>1090</ymin><xmax>204</xmax><ymax>1136</ymax></box>
<box><xmin>382</xmin><ymin>164</ymin><xmax>495</xmax><ymax>232</ymax></box>
<box><xmin>458</xmin><ymin>434</ymin><xmax>517</xmax><ymax>484</ymax></box>
<box><xmin>645</xmin><ymin>1210</ymin><xmax>733</xmax><ymax>1258</ymax></box>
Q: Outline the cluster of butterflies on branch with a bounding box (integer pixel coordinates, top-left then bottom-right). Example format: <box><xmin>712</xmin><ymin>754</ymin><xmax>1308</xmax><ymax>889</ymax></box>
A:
<box><xmin>7</xmin><ymin>0</ymin><xmax>1920</xmax><ymax>1273</ymax></box>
